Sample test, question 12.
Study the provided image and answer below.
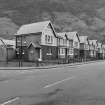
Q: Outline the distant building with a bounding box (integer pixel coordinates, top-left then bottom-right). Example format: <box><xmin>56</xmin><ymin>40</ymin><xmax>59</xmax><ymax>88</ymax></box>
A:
<box><xmin>57</xmin><ymin>32</ymin><xmax>67</xmax><ymax>59</ymax></box>
<box><xmin>66</xmin><ymin>32</ymin><xmax>74</xmax><ymax>59</ymax></box>
<box><xmin>92</xmin><ymin>40</ymin><xmax>98</xmax><ymax>59</ymax></box>
<box><xmin>97</xmin><ymin>42</ymin><xmax>103</xmax><ymax>59</ymax></box>
<box><xmin>15</xmin><ymin>20</ymin><xmax>58</xmax><ymax>61</ymax></box>
<box><xmin>66</xmin><ymin>32</ymin><xmax>80</xmax><ymax>59</ymax></box>
<box><xmin>102</xmin><ymin>45</ymin><xmax>105</xmax><ymax>59</ymax></box>
<box><xmin>79</xmin><ymin>36</ymin><xmax>90</xmax><ymax>59</ymax></box>
<box><xmin>15</xmin><ymin>20</ymin><xmax>105</xmax><ymax>63</ymax></box>
<box><xmin>0</xmin><ymin>38</ymin><xmax>15</xmax><ymax>61</ymax></box>
<box><xmin>89</xmin><ymin>40</ymin><xmax>94</xmax><ymax>58</ymax></box>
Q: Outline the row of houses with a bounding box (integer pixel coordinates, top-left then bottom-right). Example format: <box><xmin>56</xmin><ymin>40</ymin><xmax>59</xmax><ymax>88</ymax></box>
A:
<box><xmin>0</xmin><ymin>20</ymin><xmax>104</xmax><ymax>62</ymax></box>
<box><xmin>14</xmin><ymin>20</ymin><xmax>105</xmax><ymax>62</ymax></box>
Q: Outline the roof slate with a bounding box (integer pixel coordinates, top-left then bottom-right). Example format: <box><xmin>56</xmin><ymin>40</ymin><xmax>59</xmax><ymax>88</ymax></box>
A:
<box><xmin>66</xmin><ymin>32</ymin><xmax>78</xmax><ymax>40</ymax></box>
<box><xmin>79</xmin><ymin>36</ymin><xmax>88</xmax><ymax>43</ymax></box>
<box><xmin>15</xmin><ymin>20</ymin><xmax>51</xmax><ymax>35</ymax></box>
<box><xmin>57</xmin><ymin>32</ymin><xmax>66</xmax><ymax>39</ymax></box>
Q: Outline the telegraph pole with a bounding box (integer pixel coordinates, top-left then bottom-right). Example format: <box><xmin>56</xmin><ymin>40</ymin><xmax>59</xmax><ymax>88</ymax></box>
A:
<box><xmin>20</xmin><ymin>35</ymin><xmax>23</xmax><ymax>67</ymax></box>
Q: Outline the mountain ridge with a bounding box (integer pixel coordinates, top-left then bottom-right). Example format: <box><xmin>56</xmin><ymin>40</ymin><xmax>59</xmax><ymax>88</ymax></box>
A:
<box><xmin>0</xmin><ymin>0</ymin><xmax>105</xmax><ymax>42</ymax></box>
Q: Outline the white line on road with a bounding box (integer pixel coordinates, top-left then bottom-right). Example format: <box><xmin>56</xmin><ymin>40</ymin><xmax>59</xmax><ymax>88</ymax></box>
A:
<box><xmin>1</xmin><ymin>97</ymin><xmax>20</xmax><ymax>105</ymax></box>
<box><xmin>43</xmin><ymin>76</ymin><xmax>75</xmax><ymax>88</ymax></box>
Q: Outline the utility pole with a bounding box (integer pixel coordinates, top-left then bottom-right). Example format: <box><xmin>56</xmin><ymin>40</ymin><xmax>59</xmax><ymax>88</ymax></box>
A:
<box><xmin>16</xmin><ymin>35</ymin><xmax>23</xmax><ymax>67</ymax></box>
<box><xmin>20</xmin><ymin>35</ymin><xmax>23</xmax><ymax>67</ymax></box>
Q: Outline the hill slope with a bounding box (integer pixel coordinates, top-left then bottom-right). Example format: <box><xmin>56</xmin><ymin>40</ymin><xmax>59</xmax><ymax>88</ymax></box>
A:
<box><xmin>0</xmin><ymin>0</ymin><xmax>105</xmax><ymax>42</ymax></box>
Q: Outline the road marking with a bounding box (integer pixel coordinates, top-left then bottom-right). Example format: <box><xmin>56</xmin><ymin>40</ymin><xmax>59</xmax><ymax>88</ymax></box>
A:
<box><xmin>43</xmin><ymin>76</ymin><xmax>75</xmax><ymax>88</ymax></box>
<box><xmin>1</xmin><ymin>97</ymin><xmax>20</xmax><ymax>105</ymax></box>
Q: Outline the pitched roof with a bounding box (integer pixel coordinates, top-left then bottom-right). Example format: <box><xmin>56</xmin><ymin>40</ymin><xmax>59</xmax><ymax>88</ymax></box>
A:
<box><xmin>0</xmin><ymin>38</ymin><xmax>15</xmax><ymax>49</ymax></box>
<box><xmin>3</xmin><ymin>39</ymin><xmax>15</xmax><ymax>46</ymax></box>
<box><xmin>0</xmin><ymin>38</ymin><xmax>15</xmax><ymax>46</ymax></box>
<box><xmin>91</xmin><ymin>40</ymin><xmax>98</xmax><ymax>45</ymax></box>
<box><xmin>66</xmin><ymin>31</ymin><xmax>80</xmax><ymax>41</ymax></box>
<box><xmin>102</xmin><ymin>45</ymin><xmax>105</xmax><ymax>48</ymax></box>
<box><xmin>79</xmin><ymin>36</ymin><xmax>88</xmax><ymax>43</ymax></box>
<box><xmin>97</xmin><ymin>42</ymin><xmax>102</xmax><ymax>48</ymax></box>
<box><xmin>89</xmin><ymin>40</ymin><xmax>93</xmax><ymax>45</ymax></box>
<box><xmin>57</xmin><ymin>32</ymin><xmax>66</xmax><ymax>39</ymax></box>
<box><xmin>28</xmin><ymin>42</ymin><xmax>41</xmax><ymax>48</ymax></box>
<box><xmin>15</xmin><ymin>20</ymin><xmax>53</xmax><ymax>35</ymax></box>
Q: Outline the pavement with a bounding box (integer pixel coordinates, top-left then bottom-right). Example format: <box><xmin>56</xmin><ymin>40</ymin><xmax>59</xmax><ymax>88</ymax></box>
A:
<box><xmin>0</xmin><ymin>61</ymin><xmax>105</xmax><ymax>105</ymax></box>
<box><xmin>0</xmin><ymin>60</ymin><xmax>104</xmax><ymax>70</ymax></box>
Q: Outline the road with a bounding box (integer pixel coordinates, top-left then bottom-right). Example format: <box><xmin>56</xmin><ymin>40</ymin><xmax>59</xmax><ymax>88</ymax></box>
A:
<box><xmin>0</xmin><ymin>61</ymin><xmax>105</xmax><ymax>105</ymax></box>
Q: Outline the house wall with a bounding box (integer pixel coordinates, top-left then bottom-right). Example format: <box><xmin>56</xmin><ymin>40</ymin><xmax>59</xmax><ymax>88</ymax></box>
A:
<box><xmin>68</xmin><ymin>48</ymin><xmax>74</xmax><ymax>58</ymax></box>
<box><xmin>0</xmin><ymin>41</ymin><xmax>15</xmax><ymax>61</ymax></box>
<box><xmin>7</xmin><ymin>48</ymin><xmax>15</xmax><ymax>60</ymax></box>
<box><xmin>74</xmin><ymin>49</ymin><xmax>80</xmax><ymax>58</ymax></box>
<box><xmin>66</xmin><ymin>40</ymin><xmax>73</xmax><ymax>58</ymax></box>
<box><xmin>58</xmin><ymin>38</ymin><xmax>67</xmax><ymax>47</ymax></box>
<box><xmin>89</xmin><ymin>50</ymin><xmax>94</xmax><ymax>58</ymax></box>
<box><xmin>73</xmin><ymin>35</ymin><xmax>80</xmax><ymax>49</ymax></box>
<box><xmin>16</xmin><ymin>34</ymin><xmax>41</xmax><ymax>47</ymax></box>
<box><xmin>0</xmin><ymin>47</ymin><xmax>15</xmax><ymax>61</ymax></box>
<box><xmin>80</xmin><ymin>42</ymin><xmax>89</xmax><ymax>50</ymax></box>
<box><xmin>0</xmin><ymin>46</ymin><xmax>6</xmax><ymax>61</ymax></box>
<box><xmin>84</xmin><ymin>43</ymin><xmax>89</xmax><ymax>50</ymax></box>
<box><xmin>80</xmin><ymin>43</ymin><xmax>84</xmax><ymax>50</ymax></box>
<box><xmin>41</xmin><ymin>24</ymin><xmax>57</xmax><ymax>46</ymax></box>
<box><xmin>58</xmin><ymin>47</ymin><xmax>66</xmax><ymax>58</ymax></box>
<box><xmin>41</xmin><ymin>45</ymin><xmax>57</xmax><ymax>60</ymax></box>
<box><xmin>28</xmin><ymin>45</ymin><xmax>40</xmax><ymax>61</ymax></box>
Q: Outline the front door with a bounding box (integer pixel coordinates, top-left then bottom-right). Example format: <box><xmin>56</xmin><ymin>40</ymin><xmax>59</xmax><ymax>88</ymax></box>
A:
<box><xmin>28</xmin><ymin>46</ymin><xmax>40</xmax><ymax>61</ymax></box>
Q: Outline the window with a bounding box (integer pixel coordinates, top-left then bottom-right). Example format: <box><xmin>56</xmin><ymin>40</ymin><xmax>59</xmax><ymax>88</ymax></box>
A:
<box><xmin>45</xmin><ymin>35</ymin><xmax>47</xmax><ymax>44</ymax></box>
<box><xmin>45</xmin><ymin>35</ymin><xmax>53</xmax><ymax>44</ymax></box>
<box><xmin>63</xmin><ymin>39</ymin><xmax>65</xmax><ymax>45</ymax></box>
<box><xmin>65</xmin><ymin>39</ymin><xmax>67</xmax><ymax>45</ymax></box>
<box><xmin>51</xmin><ymin>36</ymin><xmax>53</xmax><ymax>43</ymax></box>
<box><xmin>48</xmin><ymin>36</ymin><xmax>50</xmax><ymax>42</ymax></box>
<box><xmin>85</xmin><ymin>44</ymin><xmax>89</xmax><ymax>50</ymax></box>
<box><xmin>69</xmin><ymin>48</ymin><xmax>73</xmax><ymax>55</ymax></box>
<box><xmin>60</xmin><ymin>48</ymin><xmax>65</xmax><ymax>55</ymax></box>
<box><xmin>74</xmin><ymin>42</ymin><xmax>78</xmax><ymax>48</ymax></box>
<box><xmin>69</xmin><ymin>41</ymin><xmax>73</xmax><ymax>48</ymax></box>
<box><xmin>47</xmin><ymin>47</ymin><xmax>52</xmax><ymax>55</ymax></box>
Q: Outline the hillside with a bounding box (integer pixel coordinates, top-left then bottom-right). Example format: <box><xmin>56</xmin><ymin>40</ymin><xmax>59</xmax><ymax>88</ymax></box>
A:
<box><xmin>0</xmin><ymin>0</ymin><xmax>105</xmax><ymax>42</ymax></box>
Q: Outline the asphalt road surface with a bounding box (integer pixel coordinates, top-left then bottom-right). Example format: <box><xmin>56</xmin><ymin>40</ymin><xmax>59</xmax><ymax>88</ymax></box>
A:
<box><xmin>0</xmin><ymin>61</ymin><xmax>105</xmax><ymax>105</ymax></box>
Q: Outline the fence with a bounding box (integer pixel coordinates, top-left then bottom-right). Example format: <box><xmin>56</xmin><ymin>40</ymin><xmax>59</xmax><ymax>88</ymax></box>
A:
<box><xmin>0</xmin><ymin>57</ymin><xmax>104</xmax><ymax>67</ymax></box>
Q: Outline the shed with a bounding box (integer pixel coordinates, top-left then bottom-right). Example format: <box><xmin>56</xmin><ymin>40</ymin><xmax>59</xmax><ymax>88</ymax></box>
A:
<box><xmin>0</xmin><ymin>38</ymin><xmax>15</xmax><ymax>61</ymax></box>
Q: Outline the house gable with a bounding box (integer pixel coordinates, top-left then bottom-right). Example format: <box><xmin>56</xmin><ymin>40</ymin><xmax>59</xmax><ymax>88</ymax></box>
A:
<box><xmin>28</xmin><ymin>42</ymin><xmax>41</xmax><ymax>49</ymax></box>
<box><xmin>56</xmin><ymin>32</ymin><xmax>67</xmax><ymax>47</ymax></box>
<box><xmin>73</xmin><ymin>33</ymin><xmax>80</xmax><ymax>49</ymax></box>
<box><xmin>80</xmin><ymin>36</ymin><xmax>90</xmax><ymax>50</ymax></box>
<box><xmin>41</xmin><ymin>23</ymin><xmax>57</xmax><ymax>46</ymax></box>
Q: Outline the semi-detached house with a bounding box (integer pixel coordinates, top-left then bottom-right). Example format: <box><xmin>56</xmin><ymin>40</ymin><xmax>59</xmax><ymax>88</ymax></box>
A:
<box><xmin>15</xmin><ymin>21</ymin><xmax>58</xmax><ymax>61</ymax></box>
<box><xmin>91</xmin><ymin>40</ymin><xmax>98</xmax><ymax>59</ymax></box>
<box><xmin>79</xmin><ymin>36</ymin><xmax>90</xmax><ymax>59</ymax></box>
<box><xmin>89</xmin><ymin>40</ymin><xmax>94</xmax><ymax>58</ymax></box>
<box><xmin>66</xmin><ymin>32</ymin><xmax>74</xmax><ymax>59</ymax></box>
<box><xmin>97</xmin><ymin>42</ymin><xmax>103</xmax><ymax>59</ymax></box>
<box><xmin>102</xmin><ymin>45</ymin><xmax>105</xmax><ymax>59</ymax></box>
<box><xmin>57</xmin><ymin>32</ymin><xmax>67</xmax><ymax>59</ymax></box>
<box><xmin>66</xmin><ymin>32</ymin><xmax>80</xmax><ymax>59</ymax></box>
